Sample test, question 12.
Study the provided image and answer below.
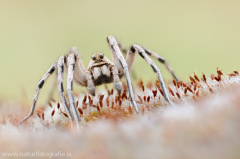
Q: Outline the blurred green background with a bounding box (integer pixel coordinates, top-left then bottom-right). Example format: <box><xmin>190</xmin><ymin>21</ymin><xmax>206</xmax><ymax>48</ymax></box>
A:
<box><xmin>1</xmin><ymin>0</ymin><xmax>240</xmax><ymax>104</ymax></box>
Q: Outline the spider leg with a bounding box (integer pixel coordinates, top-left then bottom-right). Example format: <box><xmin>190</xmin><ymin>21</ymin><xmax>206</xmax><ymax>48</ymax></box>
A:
<box><xmin>118</xmin><ymin>41</ymin><xmax>127</xmax><ymax>56</ymax></box>
<box><xmin>67</xmin><ymin>53</ymin><xmax>81</xmax><ymax>129</ymax></box>
<box><xmin>141</xmin><ymin>46</ymin><xmax>180</xmax><ymax>81</ymax></box>
<box><xmin>57</xmin><ymin>55</ymin><xmax>74</xmax><ymax>125</ymax></box>
<box><xmin>67</xmin><ymin>47</ymin><xmax>96</xmax><ymax>96</ymax></box>
<box><xmin>58</xmin><ymin>48</ymin><xmax>88</xmax><ymax>127</ymax></box>
<box><xmin>111</xmin><ymin>66</ymin><xmax>123</xmax><ymax>95</ymax></box>
<box><xmin>67</xmin><ymin>47</ymin><xmax>87</xmax><ymax>85</ymax></box>
<box><xmin>86</xmin><ymin>71</ymin><xmax>96</xmax><ymax>96</ymax></box>
<box><xmin>19</xmin><ymin>61</ymin><xmax>58</xmax><ymax>124</ymax></box>
<box><xmin>107</xmin><ymin>36</ymin><xmax>139</xmax><ymax>113</ymax></box>
<box><xmin>118</xmin><ymin>41</ymin><xmax>138</xmax><ymax>80</ymax></box>
<box><xmin>127</xmin><ymin>44</ymin><xmax>174</xmax><ymax>105</ymax></box>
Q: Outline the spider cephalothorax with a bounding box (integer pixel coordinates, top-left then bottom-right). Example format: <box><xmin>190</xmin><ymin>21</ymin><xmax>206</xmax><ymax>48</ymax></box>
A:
<box><xmin>88</xmin><ymin>53</ymin><xmax>124</xmax><ymax>87</ymax></box>
<box><xmin>20</xmin><ymin>35</ymin><xmax>179</xmax><ymax>129</ymax></box>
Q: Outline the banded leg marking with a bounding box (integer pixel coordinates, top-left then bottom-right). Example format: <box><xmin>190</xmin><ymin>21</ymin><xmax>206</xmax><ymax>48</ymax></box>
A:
<box><xmin>58</xmin><ymin>55</ymin><xmax>73</xmax><ymax>125</ymax></box>
<box><xmin>67</xmin><ymin>53</ymin><xmax>81</xmax><ymax>129</ymax></box>
<box><xmin>19</xmin><ymin>61</ymin><xmax>57</xmax><ymax>124</ymax></box>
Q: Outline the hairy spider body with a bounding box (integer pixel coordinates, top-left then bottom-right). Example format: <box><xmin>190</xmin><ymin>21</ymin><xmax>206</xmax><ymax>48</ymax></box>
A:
<box><xmin>20</xmin><ymin>35</ymin><xmax>179</xmax><ymax>130</ymax></box>
<box><xmin>87</xmin><ymin>55</ymin><xmax>124</xmax><ymax>86</ymax></box>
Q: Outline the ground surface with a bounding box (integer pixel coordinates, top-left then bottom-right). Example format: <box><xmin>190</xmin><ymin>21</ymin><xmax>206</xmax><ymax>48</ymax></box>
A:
<box><xmin>0</xmin><ymin>69</ymin><xmax>240</xmax><ymax>159</ymax></box>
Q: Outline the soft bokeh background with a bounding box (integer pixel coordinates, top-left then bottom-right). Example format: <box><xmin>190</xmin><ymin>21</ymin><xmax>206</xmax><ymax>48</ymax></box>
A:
<box><xmin>1</xmin><ymin>0</ymin><xmax>240</xmax><ymax>104</ymax></box>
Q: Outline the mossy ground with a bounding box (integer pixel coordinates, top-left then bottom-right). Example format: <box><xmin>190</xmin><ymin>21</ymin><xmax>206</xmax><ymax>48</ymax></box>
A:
<box><xmin>0</xmin><ymin>69</ymin><xmax>240</xmax><ymax>159</ymax></box>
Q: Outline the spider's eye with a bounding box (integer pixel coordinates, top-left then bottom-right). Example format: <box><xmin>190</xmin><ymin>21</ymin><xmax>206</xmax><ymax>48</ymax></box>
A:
<box><xmin>99</xmin><ymin>54</ymin><xmax>104</xmax><ymax>59</ymax></box>
<box><xmin>92</xmin><ymin>56</ymin><xmax>96</xmax><ymax>60</ymax></box>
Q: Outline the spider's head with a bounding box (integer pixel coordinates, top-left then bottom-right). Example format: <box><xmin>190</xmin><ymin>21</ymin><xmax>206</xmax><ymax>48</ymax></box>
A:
<box><xmin>91</xmin><ymin>53</ymin><xmax>105</xmax><ymax>63</ymax></box>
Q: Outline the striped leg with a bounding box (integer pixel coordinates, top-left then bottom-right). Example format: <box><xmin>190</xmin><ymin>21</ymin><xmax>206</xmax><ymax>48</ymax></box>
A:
<box><xmin>126</xmin><ymin>44</ymin><xmax>174</xmax><ymax>105</ymax></box>
<box><xmin>118</xmin><ymin>41</ymin><xmax>137</xmax><ymax>80</ymax></box>
<box><xmin>67</xmin><ymin>47</ymin><xmax>95</xmax><ymax>96</ymax></box>
<box><xmin>57</xmin><ymin>55</ymin><xmax>74</xmax><ymax>126</ymax></box>
<box><xmin>67</xmin><ymin>47</ymin><xmax>87</xmax><ymax>86</ymax></box>
<box><xmin>19</xmin><ymin>61</ymin><xmax>57</xmax><ymax>124</ymax></box>
<box><xmin>141</xmin><ymin>46</ymin><xmax>180</xmax><ymax>81</ymax></box>
<box><xmin>67</xmin><ymin>53</ymin><xmax>81</xmax><ymax>129</ymax></box>
<box><xmin>107</xmin><ymin>35</ymin><xmax>139</xmax><ymax>114</ymax></box>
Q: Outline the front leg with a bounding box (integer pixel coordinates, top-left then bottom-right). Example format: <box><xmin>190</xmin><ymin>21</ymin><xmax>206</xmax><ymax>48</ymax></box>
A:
<box><xmin>86</xmin><ymin>71</ymin><xmax>96</xmax><ymax>96</ymax></box>
<box><xmin>111</xmin><ymin>66</ymin><xmax>122</xmax><ymax>95</ymax></box>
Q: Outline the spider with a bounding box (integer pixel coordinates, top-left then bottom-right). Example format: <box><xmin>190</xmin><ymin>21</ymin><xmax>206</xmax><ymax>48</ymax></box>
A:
<box><xmin>19</xmin><ymin>35</ymin><xmax>179</xmax><ymax>129</ymax></box>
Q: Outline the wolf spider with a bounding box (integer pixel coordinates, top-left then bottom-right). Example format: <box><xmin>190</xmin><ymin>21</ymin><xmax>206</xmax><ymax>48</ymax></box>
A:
<box><xmin>20</xmin><ymin>35</ymin><xmax>179</xmax><ymax>128</ymax></box>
